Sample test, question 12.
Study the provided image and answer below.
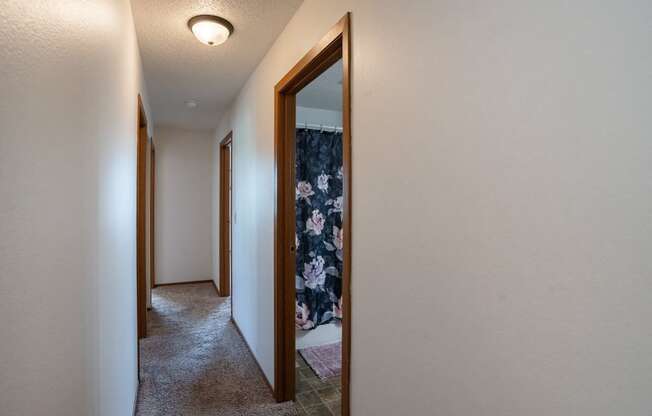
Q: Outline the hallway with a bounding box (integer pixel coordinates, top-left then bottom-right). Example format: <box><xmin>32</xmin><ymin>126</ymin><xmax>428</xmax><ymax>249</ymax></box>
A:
<box><xmin>4</xmin><ymin>1</ymin><xmax>652</xmax><ymax>415</ymax></box>
<box><xmin>136</xmin><ymin>283</ymin><xmax>298</xmax><ymax>416</ymax></box>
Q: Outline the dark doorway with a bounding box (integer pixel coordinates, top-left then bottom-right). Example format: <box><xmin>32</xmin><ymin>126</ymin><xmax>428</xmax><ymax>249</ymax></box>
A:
<box><xmin>219</xmin><ymin>132</ymin><xmax>233</xmax><ymax>298</ymax></box>
<box><xmin>137</xmin><ymin>95</ymin><xmax>149</xmax><ymax>341</ymax></box>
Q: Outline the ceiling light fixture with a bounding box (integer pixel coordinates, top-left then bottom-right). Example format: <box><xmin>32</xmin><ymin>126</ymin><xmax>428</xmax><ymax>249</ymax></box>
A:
<box><xmin>185</xmin><ymin>100</ymin><xmax>198</xmax><ymax>108</ymax></box>
<box><xmin>187</xmin><ymin>15</ymin><xmax>233</xmax><ymax>46</ymax></box>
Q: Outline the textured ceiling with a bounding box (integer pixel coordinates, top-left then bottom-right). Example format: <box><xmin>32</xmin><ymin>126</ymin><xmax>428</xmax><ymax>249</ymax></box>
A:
<box><xmin>131</xmin><ymin>0</ymin><xmax>303</xmax><ymax>130</ymax></box>
<box><xmin>297</xmin><ymin>59</ymin><xmax>342</xmax><ymax>111</ymax></box>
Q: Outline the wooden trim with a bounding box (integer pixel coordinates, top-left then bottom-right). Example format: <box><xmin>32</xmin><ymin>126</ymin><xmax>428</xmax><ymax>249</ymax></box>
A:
<box><xmin>136</xmin><ymin>95</ymin><xmax>148</xmax><ymax>342</ymax></box>
<box><xmin>219</xmin><ymin>132</ymin><xmax>233</xmax><ymax>298</ymax></box>
<box><xmin>273</xmin><ymin>14</ymin><xmax>352</xmax><ymax>416</ymax></box>
<box><xmin>231</xmin><ymin>317</ymin><xmax>274</xmax><ymax>394</ymax></box>
<box><xmin>274</xmin><ymin>16</ymin><xmax>348</xmax><ymax>94</ymax></box>
<box><xmin>341</xmin><ymin>15</ymin><xmax>352</xmax><ymax>414</ymax></box>
<box><xmin>150</xmin><ymin>145</ymin><xmax>156</xmax><ymax>289</ymax></box>
<box><xmin>135</xmin><ymin>94</ymin><xmax>148</xmax><ymax>384</ymax></box>
<box><xmin>215</xmin><ymin>279</ymin><xmax>224</xmax><ymax>297</ymax></box>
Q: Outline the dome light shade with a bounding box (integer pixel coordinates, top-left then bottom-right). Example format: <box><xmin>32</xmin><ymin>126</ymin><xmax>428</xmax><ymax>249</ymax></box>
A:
<box><xmin>188</xmin><ymin>15</ymin><xmax>233</xmax><ymax>46</ymax></box>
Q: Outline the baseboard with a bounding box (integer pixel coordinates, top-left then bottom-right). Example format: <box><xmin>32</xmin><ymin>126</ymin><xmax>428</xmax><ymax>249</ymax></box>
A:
<box><xmin>230</xmin><ymin>317</ymin><xmax>275</xmax><ymax>395</ymax></box>
<box><xmin>153</xmin><ymin>279</ymin><xmax>220</xmax><ymax>297</ymax></box>
<box><xmin>211</xmin><ymin>279</ymin><xmax>221</xmax><ymax>296</ymax></box>
<box><xmin>153</xmin><ymin>279</ymin><xmax>214</xmax><ymax>287</ymax></box>
<box><xmin>133</xmin><ymin>378</ymin><xmax>140</xmax><ymax>416</ymax></box>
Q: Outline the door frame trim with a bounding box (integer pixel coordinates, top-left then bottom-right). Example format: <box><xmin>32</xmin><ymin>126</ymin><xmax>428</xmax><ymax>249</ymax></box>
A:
<box><xmin>273</xmin><ymin>13</ymin><xmax>352</xmax><ymax>415</ymax></box>
<box><xmin>150</xmin><ymin>144</ymin><xmax>156</xmax><ymax>289</ymax></box>
<box><xmin>136</xmin><ymin>94</ymin><xmax>149</xmax><ymax>384</ymax></box>
<box><xmin>136</xmin><ymin>94</ymin><xmax>148</xmax><ymax>341</ymax></box>
<box><xmin>219</xmin><ymin>131</ymin><xmax>233</xmax><ymax>298</ymax></box>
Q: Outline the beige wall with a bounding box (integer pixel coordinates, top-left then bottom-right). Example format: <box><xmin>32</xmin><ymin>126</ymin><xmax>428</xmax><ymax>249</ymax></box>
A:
<box><xmin>214</xmin><ymin>0</ymin><xmax>652</xmax><ymax>414</ymax></box>
<box><xmin>0</xmin><ymin>1</ymin><xmax>152</xmax><ymax>415</ymax></box>
<box><xmin>155</xmin><ymin>126</ymin><xmax>214</xmax><ymax>285</ymax></box>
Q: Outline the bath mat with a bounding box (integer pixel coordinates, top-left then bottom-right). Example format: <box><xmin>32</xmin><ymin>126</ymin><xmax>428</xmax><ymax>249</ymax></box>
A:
<box><xmin>298</xmin><ymin>342</ymin><xmax>341</xmax><ymax>380</ymax></box>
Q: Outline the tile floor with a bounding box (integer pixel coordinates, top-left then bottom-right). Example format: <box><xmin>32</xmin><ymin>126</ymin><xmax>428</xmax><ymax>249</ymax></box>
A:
<box><xmin>295</xmin><ymin>352</ymin><xmax>342</xmax><ymax>416</ymax></box>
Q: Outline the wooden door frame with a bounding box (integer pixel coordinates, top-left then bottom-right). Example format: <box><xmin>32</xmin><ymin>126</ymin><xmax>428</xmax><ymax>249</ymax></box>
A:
<box><xmin>219</xmin><ymin>131</ymin><xmax>233</xmax><ymax>298</ymax></box>
<box><xmin>136</xmin><ymin>95</ymin><xmax>148</xmax><ymax>341</ymax></box>
<box><xmin>273</xmin><ymin>13</ymin><xmax>352</xmax><ymax>415</ymax></box>
<box><xmin>150</xmin><ymin>145</ymin><xmax>156</xmax><ymax>289</ymax></box>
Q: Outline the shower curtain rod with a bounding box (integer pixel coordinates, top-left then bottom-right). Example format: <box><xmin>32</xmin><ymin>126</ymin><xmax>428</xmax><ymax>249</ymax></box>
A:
<box><xmin>296</xmin><ymin>122</ymin><xmax>343</xmax><ymax>133</ymax></box>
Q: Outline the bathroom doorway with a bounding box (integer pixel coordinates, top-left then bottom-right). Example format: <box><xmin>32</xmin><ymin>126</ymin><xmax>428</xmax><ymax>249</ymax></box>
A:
<box><xmin>273</xmin><ymin>13</ymin><xmax>351</xmax><ymax>416</ymax></box>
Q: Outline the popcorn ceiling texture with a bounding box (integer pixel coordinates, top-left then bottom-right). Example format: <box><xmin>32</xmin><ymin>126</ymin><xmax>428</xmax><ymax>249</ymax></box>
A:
<box><xmin>136</xmin><ymin>283</ymin><xmax>298</xmax><ymax>416</ymax></box>
<box><xmin>131</xmin><ymin>0</ymin><xmax>303</xmax><ymax>129</ymax></box>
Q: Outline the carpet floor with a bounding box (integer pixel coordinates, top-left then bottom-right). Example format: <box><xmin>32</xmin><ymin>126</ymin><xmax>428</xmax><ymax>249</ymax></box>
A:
<box><xmin>135</xmin><ymin>282</ymin><xmax>299</xmax><ymax>416</ymax></box>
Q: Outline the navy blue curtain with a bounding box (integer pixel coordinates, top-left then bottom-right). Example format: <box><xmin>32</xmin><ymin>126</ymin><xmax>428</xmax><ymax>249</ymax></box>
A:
<box><xmin>295</xmin><ymin>128</ymin><xmax>343</xmax><ymax>330</ymax></box>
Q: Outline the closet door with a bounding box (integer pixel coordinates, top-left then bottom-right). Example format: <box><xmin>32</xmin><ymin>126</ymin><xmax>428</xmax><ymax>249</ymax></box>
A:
<box><xmin>219</xmin><ymin>134</ymin><xmax>233</xmax><ymax>297</ymax></box>
<box><xmin>224</xmin><ymin>142</ymin><xmax>232</xmax><ymax>295</ymax></box>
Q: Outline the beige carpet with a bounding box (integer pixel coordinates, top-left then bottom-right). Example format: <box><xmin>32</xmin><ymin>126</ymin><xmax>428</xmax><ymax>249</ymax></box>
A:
<box><xmin>136</xmin><ymin>282</ymin><xmax>298</xmax><ymax>416</ymax></box>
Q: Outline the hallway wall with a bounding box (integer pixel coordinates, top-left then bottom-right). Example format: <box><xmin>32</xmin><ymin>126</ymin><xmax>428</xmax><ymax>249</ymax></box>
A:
<box><xmin>155</xmin><ymin>126</ymin><xmax>214</xmax><ymax>285</ymax></box>
<box><xmin>214</xmin><ymin>0</ymin><xmax>652</xmax><ymax>414</ymax></box>
<box><xmin>0</xmin><ymin>1</ymin><xmax>152</xmax><ymax>415</ymax></box>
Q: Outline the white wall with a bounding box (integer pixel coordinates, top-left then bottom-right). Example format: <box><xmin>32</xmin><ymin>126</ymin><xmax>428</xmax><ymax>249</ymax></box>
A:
<box><xmin>155</xmin><ymin>126</ymin><xmax>214</xmax><ymax>284</ymax></box>
<box><xmin>296</xmin><ymin>106</ymin><xmax>343</xmax><ymax>128</ymax></box>
<box><xmin>0</xmin><ymin>1</ymin><xmax>152</xmax><ymax>415</ymax></box>
<box><xmin>214</xmin><ymin>0</ymin><xmax>652</xmax><ymax>414</ymax></box>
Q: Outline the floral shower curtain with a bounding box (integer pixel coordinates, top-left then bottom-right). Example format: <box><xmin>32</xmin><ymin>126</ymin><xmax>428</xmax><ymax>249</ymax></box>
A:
<box><xmin>295</xmin><ymin>128</ymin><xmax>343</xmax><ymax>330</ymax></box>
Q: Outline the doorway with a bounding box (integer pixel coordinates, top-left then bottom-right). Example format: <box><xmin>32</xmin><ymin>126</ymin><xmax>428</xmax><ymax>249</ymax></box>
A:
<box><xmin>219</xmin><ymin>132</ymin><xmax>233</xmax><ymax>298</ymax></box>
<box><xmin>137</xmin><ymin>94</ymin><xmax>149</xmax><ymax>341</ymax></box>
<box><xmin>274</xmin><ymin>14</ymin><xmax>352</xmax><ymax>416</ymax></box>
<box><xmin>150</xmin><ymin>145</ymin><xmax>156</xmax><ymax>290</ymax></box>
<box><xmin>136</xmin><ymin>94</ymin><xmax>153</xmax><ymax>384</ymax></box>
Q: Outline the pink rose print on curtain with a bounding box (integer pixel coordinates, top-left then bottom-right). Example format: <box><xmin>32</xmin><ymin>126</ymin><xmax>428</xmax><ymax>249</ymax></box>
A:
<box><xmin>294</xmin><ymin>128</ymin><xmax>343</xmax><ymax>330</ymax></box>
<box><xmin>306</xmin><ymin>209</ymin><xmax>325</xmax><ymax>235</ymax></box>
